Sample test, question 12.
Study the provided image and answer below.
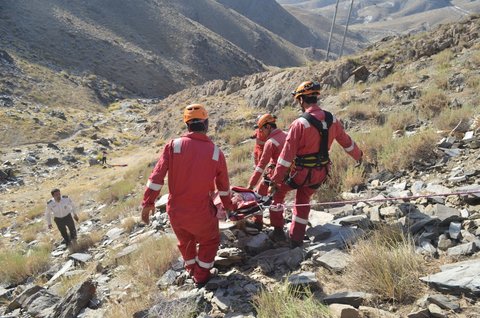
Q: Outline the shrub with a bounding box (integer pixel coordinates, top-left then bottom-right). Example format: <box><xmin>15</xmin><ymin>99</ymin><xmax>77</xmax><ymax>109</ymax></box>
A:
<box><xmin>433</xmin><ymin>49</ymin><xmax>454</xmax><ymax>70</ymax></box>
<box><xmin>379</xmin><ymin>130</ymin><xmax>437</xmax><ymax>171</ymax></box>
<box><xmin>254</xmin><ymin>283</ymin><xmax>332</xmax><ymax>318</ymax></box>
<box><xmin>0</xmin><ymin>244</ymin><xmax>52</xmax><ymax>285</ymax></box>
<box><xmin>345</xmin><ymin>102</ymin><xmax>379</xmax><ymax>121</ymax></box>
<box><xmin>345</xmin><ymin>225</ymin><xmax>426</xmax><ymax>303</ymax></box>
<box><xmin>433</xmin><ymin>106</ymin><xmax>475</xmax><ymax>132</ymax></box>
<box><xmin>387</xmin><ymin>110</ymin><xmax>417</xmax><ymax>131</ymax></box>
<box><xmin>276</xmin><ymin>106</ymin><xmax>299</xmax><ymax>129</ymax></box>
<box><xmin>106</xmin><ymin>236</ymin><xmax>179</xmax><ymax>317</ymax></box>
<box><xmin>417</xmin><ymin>88</ymin><xmax>449</xmax><ymax>119</ymax></box>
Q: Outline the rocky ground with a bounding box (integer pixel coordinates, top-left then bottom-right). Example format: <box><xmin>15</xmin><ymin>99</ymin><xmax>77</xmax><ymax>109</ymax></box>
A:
<box><xmin>1</xmin><ymin>14</ymin><xmax>480</xmax><ymax>318</ymax></box>
<box><xmin>0</xmin><ymin>119</ymin><xmax>479</xmax><ymax>317</ymax></box>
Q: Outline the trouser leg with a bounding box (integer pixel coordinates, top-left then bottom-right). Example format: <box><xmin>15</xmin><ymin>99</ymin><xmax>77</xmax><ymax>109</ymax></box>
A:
<box><xmin>171</xmin><ymin>225</ymin><xmax>197</xmax><ymax>276</ymax></box>
<box><xmin>289</xmin><ymin>187</ymin><xmax>315</xmax><ymax>243</ymax></box>
<box><xmin>194</xmin><ymin>218</ymin><xmax>220</xmax><ymax>284</ymax></box>
<box><xmin>64</xmin><ymin>214</ymin><xmax>77</xmax><ymax>240</ymax></box>
<box><xmin>54</xmin><ymin>216</ymin><xmax>71</xmax><ymax>244</ymax></box>
<box><xmin>268</xmin><ymin>183</ymin><xmax>291</xmax><ymax>228</ymax></box>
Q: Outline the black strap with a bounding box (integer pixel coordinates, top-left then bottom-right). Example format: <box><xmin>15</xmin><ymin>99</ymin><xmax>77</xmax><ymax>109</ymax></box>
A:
<box><xmin>301</xmin><ymin>111</ymin><xmax>333</xmax><ymax>165</ymax></box>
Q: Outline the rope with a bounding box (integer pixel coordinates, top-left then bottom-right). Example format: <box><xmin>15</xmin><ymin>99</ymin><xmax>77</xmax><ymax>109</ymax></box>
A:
<box><xmin>281</xmin><ymin>189</ymin><xmax>480</xmax><ymax>209</ymax></box>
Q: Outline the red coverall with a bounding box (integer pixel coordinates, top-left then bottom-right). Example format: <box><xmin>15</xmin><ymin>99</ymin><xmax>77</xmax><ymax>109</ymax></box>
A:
<box><xmin>247</xmin><ymin>129</ymin><xmax>287</xmax><ymax>224</ymax></box>
<box><xmin>270</xmin><ymin>105</ymin><xmax>362</xmax><ymax>243</ymax></box>
<box><xmin>142</xmin><ymin>132</ymin><xmax>233</xmax><ymax>284</ymax></box>
<box><xmin>252</xmin><ymin>128</ymin><xmax>268</xmax><ymax>196</ymax></box>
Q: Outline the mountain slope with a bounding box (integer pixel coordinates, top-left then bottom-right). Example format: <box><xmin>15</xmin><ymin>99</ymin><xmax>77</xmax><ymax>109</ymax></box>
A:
<box><xmin>0</xmin><ymin>0</ymin><xmax>327</xmax><ymax>98</ymax></box>
<box><xmin>278</xmin><ymin>0</ymin><xmax>480</xmax><ymax>41</ymax></box>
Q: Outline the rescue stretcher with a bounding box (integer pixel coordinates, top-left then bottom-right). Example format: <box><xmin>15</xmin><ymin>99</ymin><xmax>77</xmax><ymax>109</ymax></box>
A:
<box><xmin>214</xmin><ymin>186</ymin><xmax>272</xmax><ymax>229</ymax></box>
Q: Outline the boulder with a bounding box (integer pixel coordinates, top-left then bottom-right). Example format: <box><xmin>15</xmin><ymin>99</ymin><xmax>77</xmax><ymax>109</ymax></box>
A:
<box><xmin>420</xmin><ymin>259</ymin><xmax>480</xmax><ymax>296</ymax></box>
<box><xmin>49</xmin><ymin>280</ymin><xmax>96</xmax><ymax>318</ymax></box>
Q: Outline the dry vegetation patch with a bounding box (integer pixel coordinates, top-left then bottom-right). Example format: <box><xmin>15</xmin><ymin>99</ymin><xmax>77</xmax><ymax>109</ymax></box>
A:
<box><xmin>417</xmin><ymin>88</ymin><xmax>449</xmax><ymax>119</ymax></box>
<box><xmin>0</xmin><ymin>244</ymin><xmax>52</xmax><ymax>285</ymax></box>
<box><xmin>105</xmin><ymin>236</ymin><xmax>179</xmax><ymax>317</ymax></box>
<box><xmin>379</xmin><ymin>130</ymin><xmax>437</xmax><ymax>171</ymax></box>
<box><xmin>254</xmin><ymin>283</ymin><xmax>332</xmax><ymax>318</ymax></box>
<box><xmin>345</xmin><ymin>225</ymin><xmax>427</xmax><ymax>303</ymax></box>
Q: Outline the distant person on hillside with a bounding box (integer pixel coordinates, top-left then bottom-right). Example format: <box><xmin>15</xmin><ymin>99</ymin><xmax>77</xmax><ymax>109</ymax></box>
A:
<box><xmin>101</xmin><ymin>151</ymin><xmax>107</xmax><ymax>165</ymax></box>
<box><xmin>246</xmin><ymin>114</ymin><xmax>287</xmax><ymax>230</ymax></box>
<box><xmin>269</xmin><ymin>81</ymin><xmax>363</xmax><ymax>248</ymax></box>
<box><xmin>141</xmin><ymin>104</ymin><xmax>233</xmax><ymax>287</ymax></box>
<box><xmin>45</xmin><ymin>188</ymin><xmax>79</xmax><ymax>248</ymax></box>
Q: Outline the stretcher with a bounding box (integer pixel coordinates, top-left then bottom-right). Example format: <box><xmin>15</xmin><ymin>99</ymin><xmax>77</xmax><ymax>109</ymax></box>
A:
<box><xmin>214</xmin><ymin>186</ymin><xmax>272</xmax><ymax>229</ymax></box>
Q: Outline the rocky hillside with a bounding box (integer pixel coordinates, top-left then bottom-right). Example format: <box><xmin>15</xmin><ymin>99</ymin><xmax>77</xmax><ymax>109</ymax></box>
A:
<box><xmin>279</xmin><ymin>0</ymin><xmax>480</xmax><ymax>41</ymax></box>
<box><xmin>0</xmin><ymin>0</ymin><xmax>365</xmax><ymax>100</ymax></box>
<box><xmin>0</xmin><ymin>13</ymin><xmax>480</xmax><ymax>318</ymax></box>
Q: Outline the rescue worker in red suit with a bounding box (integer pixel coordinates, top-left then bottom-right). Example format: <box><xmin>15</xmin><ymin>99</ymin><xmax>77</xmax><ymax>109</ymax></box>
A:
<box><xmin>250</xmin><ymin>127</ymin><xmax>268</xmax><ymax>195</ymax></box>
<box><xmin>246</xmin><ymin>114</ymin><xmax>287</xmax><ymax>230</ymax></box>
<box><xmin>269</xmin><ymin>81</ymin><xmax>363</xmax><ymax>247</ymax></box>
<box><xmin>141</xmin><ymin>104</ymin><xmax>233</xmax><ymax>286</ymax></box>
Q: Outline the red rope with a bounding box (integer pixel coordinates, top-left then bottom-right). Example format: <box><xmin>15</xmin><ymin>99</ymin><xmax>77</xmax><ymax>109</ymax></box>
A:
<box><xmin>281</xmin><ymin>190</ymin><xmax>480</xmax><ymax>208</ymax></box>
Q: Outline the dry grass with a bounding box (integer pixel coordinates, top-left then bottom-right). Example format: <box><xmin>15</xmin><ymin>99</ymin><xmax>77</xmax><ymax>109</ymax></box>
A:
<box><xmin>345</xmin><ymin>225</ymin><xmax>427</xmax><ymax>303</ymax></box>
<box><xmin>227</xmin><ymin>143</ymin><xmax>254</xmax><ymax>186</ymax></box>
<box><xmin>433</xmin><ymin>70</ymin><xmax>449</xmax><ymax>90</ymax></box>
<box><xmin>345</xmin><ymin>102</ymin><xmax>379</xmax><ymax>121</ymax></box>
<box><xmin>121</xmin><ymin>217</ymin><xmax>137</xmax><ymax>233</ymax></box>
<box><xmin>417</xmin><ymin>88</ymin><xmax>449</xmax><ymax>119</ymax></box>
<box><xmin>0</xmin><ymin>244</ymin><xmax>52</xmax><ymax>285</ymax></box>
<box><xmin>97</xmin><ymin>160</ymin><xmax>151</xmax><ymax>204</ymax></box>
<box><xmin>218</xmin><ymin>126</ymin><xmax>254</xmax><ymax>145</ymax></box>
<box><xmin>433</xmin><ymin>49</ymin><xmax>454</xmax><ymax>70</ymax></box>
<box><xmin>386</xmin><ymin>110</ymin><xmax>417</xmax><ymax>131</ymax></box>
<box><xmin>277</xmin><ymin>106</ymin><xmax>300</xmax><ymax>129</ymax></box>
<box><xmin>254</xmin><ymin>282</ymin><xmax>332</xmax><ymax>318</ymax></box>
<box><xmin>379</xmin><ymin>130</ymin><xmax>437</xmax><ymax>171</ymax></box>
<box><xmin>465</xmin><ymin>74</ymin><xmax>480</xmax><ymax>90</ymax></box>
<box><xmin>105</xmin><ymin>236</ymin><xmax>179</xmax><ymax>318</ymax></box>
<box><xmin>19</xmin><ymin>222</ymin><xmax>44</xmax><ymax>243</ymax></box>
<box><xmin>433</xmin><ymin>106</ymin><xmax>475</xmax><ymax>131</ymax></box>
<box><xmin>70</xmin><ymin>231</ymin><xmax>103</xmax><ymax>253</ymax></box>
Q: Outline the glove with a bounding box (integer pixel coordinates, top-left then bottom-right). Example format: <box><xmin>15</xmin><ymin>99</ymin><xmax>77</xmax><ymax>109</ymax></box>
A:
<box><xmin>141</xmin><ymin>205</ymin><xmax>155</xmax><ymax>224</ymax></box>
<box><xmin>73</xmin><ymin>214</ymin><xmax>79</xmax><ymax>222</ymax></box>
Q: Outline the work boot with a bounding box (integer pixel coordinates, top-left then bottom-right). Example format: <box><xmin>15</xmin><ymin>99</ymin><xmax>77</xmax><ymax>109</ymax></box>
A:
<box><xmin>289</xmin><ymin>239</ymin><xmax>304</xmax><ymax>249</ymax></box>
<box><xmin>269</xmin><ymin>227</ymin><xmax>286</xmax><ymax>243</ymax></box>
<box><xmin>194</xmin><ymin>268</ymin><xmax>218</xmax><ymax>289</ymax></box>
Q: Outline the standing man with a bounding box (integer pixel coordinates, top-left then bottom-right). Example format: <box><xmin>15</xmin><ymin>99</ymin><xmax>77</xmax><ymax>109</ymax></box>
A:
<box><xmin>45</xmin><ymin>188</ymin><xmax>79</xmax><ymax>248</ymax></box>
<box><xmin>246</xmin><ymin>114</ymin><xmax>287</xmax><ymax>230</ymax></box>
<box><xmin>141</xmin><ymin>104</ymin><xmax>233</xmax><ymax>287</ymax></box>
<box><xmin>101</xmin><ymin>151</ymin><xmax>107</xmax><ymax>165</ymax></box>
<box><xmin>269</xmin><ymin>81</ymin><xmax>363</xmax><ymax>247</ymax></box>
<box><xmin>250</xmin><ymin>121</ymin><xmax>269</xmax><ymax>195</ymax></box>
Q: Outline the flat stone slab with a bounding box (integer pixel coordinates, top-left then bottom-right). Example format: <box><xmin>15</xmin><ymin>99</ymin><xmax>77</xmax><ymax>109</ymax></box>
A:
<box><xmin>69</xmin><ymin>253</ymin><xmax>92</xmax><ymax>264</ymax></box>
<box><xmin>288</xmin><ymin>271</ymin><xmax>318</xmax><ymax>290</ymax></box>
<box><xmin>105</xmin><ymin>227</ymin><xmax>124</xmax><ymax>240</ymax></box>
<box><xmin>420</xmin><ymin>259</ymin><xmax>480</xmax><ymax>296</ymax></box>
<box><xmin>309</xmin><ymin>210</ymin><xmax>334</xmax><ymax>226</ymax></box>
<box><xmin>315</xmin><ymin>249</ymin><xmax>350</xmax><ymax>273</ymax></box>
<box><xmin>323</xmin><ymin>291</ymin><xmax>372</xmax><ymax>308</ymax></box>
<box><xmin>427</xmin><ymin>294</ymin><xmax>460</xmax><ymax>312</ymax></box>
<box><xmin>447</xmin><ymin>242</ymin><xmax>477</xmax><ymax>257</ymax></box>
<box><xmin>115</xmin><ymin>244</ymin><xmax>139</xmax><ymax>259</ymax></box>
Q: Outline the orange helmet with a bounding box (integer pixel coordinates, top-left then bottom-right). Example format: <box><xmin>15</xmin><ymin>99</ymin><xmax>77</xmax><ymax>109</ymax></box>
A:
<box><xmin>257</xmin><ymin>113</ymin><xmax>276</xmax><ymax>128</ymax></box>
<box><xmin>292</xmin><ymin>81</ymin><xmax>321</xmax><ymax>99</ymax></box>
<box><xmin>183</xmin><ymin>104</ymin><xmax>208</xmax><ymax>123</ymax></box>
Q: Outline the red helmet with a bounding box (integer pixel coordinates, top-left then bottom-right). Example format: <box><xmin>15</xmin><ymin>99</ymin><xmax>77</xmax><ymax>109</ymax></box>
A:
<box><xmin>183</xmin><ymin>104</ymin><xmax>208</xmax><ymax>123</ymax></box>
<box><xmin>292</xmin><ymin>81</ymin><xmax>321</xmax><ymax>99</ymax></box>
